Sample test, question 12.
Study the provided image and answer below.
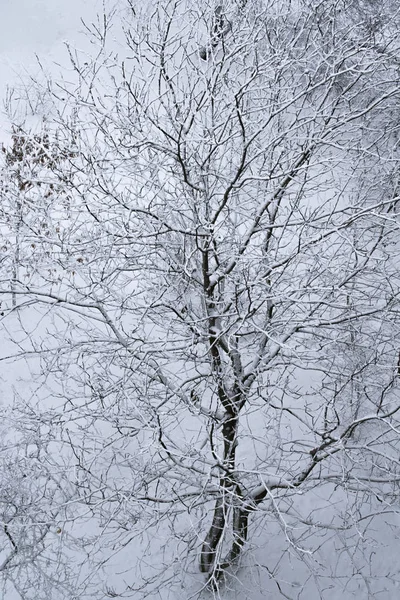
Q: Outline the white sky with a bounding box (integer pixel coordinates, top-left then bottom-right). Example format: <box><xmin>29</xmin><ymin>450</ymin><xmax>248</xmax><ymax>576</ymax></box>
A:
<box><xmin>0</xmin><ymin>0</ymin><xmax>102</xmax><ymax>141</ymax></box>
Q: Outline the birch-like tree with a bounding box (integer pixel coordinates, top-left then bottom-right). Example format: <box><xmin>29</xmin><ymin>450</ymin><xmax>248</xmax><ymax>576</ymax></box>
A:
<box><xmin>1</xmin><ymin>0</ymin><xmax>400</xmax><ymax>598</ymax></box>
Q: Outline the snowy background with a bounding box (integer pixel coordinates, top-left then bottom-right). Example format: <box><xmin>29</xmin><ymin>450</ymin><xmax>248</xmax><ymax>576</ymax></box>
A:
<box><xmin>0</xmin><ymin>0</ymin><xmax>101</xmax><ymax>141</ymax></box>
<box><xmin>1</xmin><ymin>2</ymin><xmax>400</xmax><ymax>599</ymax></box>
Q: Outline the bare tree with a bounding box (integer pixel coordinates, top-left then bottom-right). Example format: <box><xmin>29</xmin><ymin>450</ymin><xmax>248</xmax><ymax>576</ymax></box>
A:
<box><xmin>1</xmin><ymin>0</ymin><xmax>400</xmax><ymax>598</ymax></box>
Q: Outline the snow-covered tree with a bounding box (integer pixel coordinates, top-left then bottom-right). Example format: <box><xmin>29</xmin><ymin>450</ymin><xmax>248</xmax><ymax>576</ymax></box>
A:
<box><xmin>1</xmin><ymin>0</ymin><xmax>400</xmax><ymax>598</ymax></box>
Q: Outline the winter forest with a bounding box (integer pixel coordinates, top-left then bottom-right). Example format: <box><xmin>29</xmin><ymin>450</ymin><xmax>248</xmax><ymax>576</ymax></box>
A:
<box><xmin>1</xmin><ymin>0</ymin><xmax>400</xmax><ymax>598</ymax></box>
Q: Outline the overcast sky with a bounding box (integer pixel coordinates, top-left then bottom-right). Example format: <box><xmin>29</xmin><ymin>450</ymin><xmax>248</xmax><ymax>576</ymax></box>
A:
<box><xmin>0</xmin><ymin>0</ymin><xmax>101</xmax><ymax>141</ymax></box>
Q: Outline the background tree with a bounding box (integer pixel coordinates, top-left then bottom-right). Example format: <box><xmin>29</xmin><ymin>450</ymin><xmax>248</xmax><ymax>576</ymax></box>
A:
<box><xmin>1</xmin><ymin>0</ymin><xmax>400</xmax><ymax>598</ymax></box>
